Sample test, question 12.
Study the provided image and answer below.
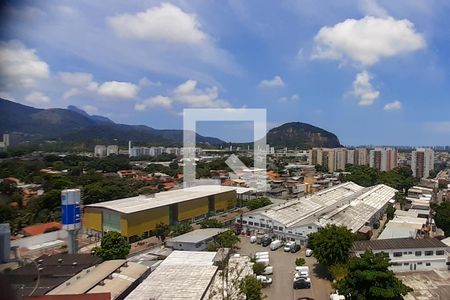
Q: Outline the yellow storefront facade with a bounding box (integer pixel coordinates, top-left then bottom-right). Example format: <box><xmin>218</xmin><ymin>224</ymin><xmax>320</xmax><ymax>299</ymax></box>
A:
<box><xmin>83</xmin><ymin>186</ymin><xmax>237</xmax><ymax>242</ymax></box>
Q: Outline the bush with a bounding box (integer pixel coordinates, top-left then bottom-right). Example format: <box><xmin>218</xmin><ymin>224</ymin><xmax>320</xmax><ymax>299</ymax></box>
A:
<box><xmin>245</xmin><ymin>197</ymin><xmax>272</xmax><ymax>210</ymax></box>
<box><xmin>252</xmin><ymin>262</ymin><xmax>266</xmax><ymax>275</ymax></box>
<box><xmin>295</xmin><ymin>257</ymin><xmax>306</xmax><ymax>266</ymax></box>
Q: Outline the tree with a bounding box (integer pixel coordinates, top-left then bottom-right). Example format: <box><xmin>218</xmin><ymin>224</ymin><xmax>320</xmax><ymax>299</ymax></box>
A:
<box><xmin>245</xmin><ymin>197</ymin><xmax>272</xmax><ymax>210</ymax></box>
<box><xmin>295</xmin><ymin>257</ymin><xmax>306</xmax><ymax>266</ymax></box>
<box><xmin>336</xmin><ymin>251</ymin><xmax>412</xmax><ymax>299</ymax></box>
<box><xmin>394</xmin><ymin>192</ymin><xmax>410</xmax><ymax>210</ymax></box>
<box><xmin>208</xmin><ymin>230</ymin><xmax>240</xmax><ymax>251</ymax></box>
<box><xmin>329</xmin><ymin>263</ymin><xmax>348</xmax><ymax>282</ymax></box>
<box><xmin>308</xmin><ymin>224</ymin><xmax>354</xmax><ymax>266</ymax></box>
<box><xmin>240</xmin><ymin>275</ymin><xmax>263</xmax><ymax>300</ymax></box>
<box><xmin>252</xmin><ymin>262</ymin><xmax>266</xmax><ymax>275</ymax></box>
<box><xmin>93</xmin><ymin>231</ymin><xmax>130</xmax><ymax>260</ymax></box>
<box><xmin>170</xmin><ymin>223</ymin><xmax>193</xmax><ymax>236</ymax></box>
<box><xmin>386</xmin><ymin>205</ymin><xmax>396</xmax><ymax>220</ymax></box>
<box><xmin>434</xmin><ymin>202</ymin><xmax>450</xmax><ymax>236</ymax></box>
<box><xmin>155</xmin><ymin>222</ymin><xmax>170</xmax><ymax>242</ymax></box>
<box><xmin>200</xmin><ymin>218</ymin><xmax>224</xmax><ymax>228</ymax></box>
<box><xmin>315</xmin><ymin>164</ymin><xmax>329</xmax><ymax>173</ymax></box>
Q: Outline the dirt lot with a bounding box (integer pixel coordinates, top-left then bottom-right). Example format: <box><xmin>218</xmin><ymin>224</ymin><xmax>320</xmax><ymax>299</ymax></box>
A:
<box><xmin>237</xmin><ymin>236</ymin><xmax>333</xmax><ymax>300</ymax></box>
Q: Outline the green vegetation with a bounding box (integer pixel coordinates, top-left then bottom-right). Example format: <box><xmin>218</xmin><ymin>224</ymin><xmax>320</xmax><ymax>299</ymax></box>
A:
<box><xmin>200</xmin><ymin>218</ymin><xmax>224</xmax><ymax>228</ymax></box>
<box><xmin>245</xmin><ymin>197</ymin><xmax>272</xmax><ymax>210</ymax></box>
<box><xmin>155</xmin><ymin>222</ymin><xmax>170</xmax><ymax>242</ymax></box>
<box><xmin>207</xmin><ymin>230</ymin><xmax>240</xmax><ymax>251</ymax></box>
<box><xmin>386</xmin><ymin>204</ymin><xmax>396</xmax><ymax>220</ymax></box>
<box><xmin>328</xmin><ymin>263</ymin><xmax>348</xmax><ymax>282</ymax></box>
<box><xmin>336</xmin><ymin>251</ymin><xmax>412</xmax><ymax>299</ymax></box>
<box><xmin>240</xmin><ymin>275</ymin><xmax>263</xmax><ymax>300</ymax></box>
<box><xmin>315</xmin><ymin>164</ymin><xmax>329</xmax><ymax>173</ymax></box>
<box><xmin>252</xmin><ymin>262</ymin><xmax>266</xmax><ymax>275</ymax></box>
<box><xmin>342</xmin><ymin>165</ymin><xmax>415</xmax><ymax>193</ymax></box>
<box><xmin>433</xmin><ymin>202</ymin><xmax>450</xmax><ymax>236</ymax></box>
<box><xmin>295</xmin><ymin>257</ymin><xmax>306</xmax><ymax>266</ymax></box>
<box><xmin>93</xmin><ymin>231</ymin><xmax>131</xmax><ymax>260</ymax></box>
<box><xmin>170</xmin><ymin>223</ymin><xmax>193</xmax><ymax>237</ymax></box>
<box><xmin>308</xmin><ymin>224</ymin><xmax>354</xmax><ymax>267</ymax></box>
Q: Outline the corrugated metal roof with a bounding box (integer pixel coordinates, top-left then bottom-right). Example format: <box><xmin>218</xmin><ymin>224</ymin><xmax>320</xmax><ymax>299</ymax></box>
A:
<box><xmin>353</xmin><ymin>238</ymin><xmax>448</xmax><ymax>251</ymax></box>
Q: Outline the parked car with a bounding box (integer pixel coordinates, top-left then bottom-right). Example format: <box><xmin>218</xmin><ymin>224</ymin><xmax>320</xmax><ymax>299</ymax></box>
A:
<box><xmin>290</xmin><ymin>243</ymin><xmax>301</xmax><ymax>253</ymax></box>
<box><xmin>261</xmin><ymin>237</ymin><xmax>272</xmax><ymax>247</ymax></box>
<box><xmin>250</xmin><ymin>235</ymin><xmax>257</xmax><ymax>243</ymax></box>
<box><xmin>270</xmin><ymin>239</ymin><xmax>282</xmax><ymax>251</ymax></box>
<box><xmin>293</xmin><ymin>278</ymin><xmax>311</xmax><ymax>289</ymax></box>
<box><xmin>305</xmin><ymin>248</ymin><xmax>313</xmax><ymax>257</ymax></box>
<box><xmin>284</xmin><ymin>241</ymin><xmax>295</xmax><ymax>252</ymax></box>
<box><xmin>294</xmin><ymin>273</ymin><xmax>311</xmax><ymax>282</ymax></box>
<box><xmin>255</xmin><ymin>258</ymin><xmax>270</xmax><ymax>266</ymax></box>
<box><xmin>263</xmin><ymin>266</ymin><xmax>273</xmax><ymax>275</ymax></box>
<box><xmin>256</xmin><ymin>275</ymin><xmax>273</xmax><ymax>285</ymax></box>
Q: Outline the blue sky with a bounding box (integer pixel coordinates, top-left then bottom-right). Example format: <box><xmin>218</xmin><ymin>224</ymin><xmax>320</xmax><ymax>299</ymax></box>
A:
<box><xmin>1</xmin><ymin>0</ymin><xmax>450</xmax><ymax>146</ymax></box>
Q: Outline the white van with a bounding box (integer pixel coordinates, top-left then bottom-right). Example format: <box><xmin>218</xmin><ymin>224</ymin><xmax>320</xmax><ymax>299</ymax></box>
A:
<box><xmin>255</xmin><ymin>253</ymin><xmax>269</xmax><ymax>260</ymax></box>
<box><xmin>270</xmin><ymin>240</ymin><xmax>282</xmax><ymax>251</ymax></box>
<box><xmin>256</xmin><ymin>258</ymin><xmax>270</xmax><ymax>266</ymax></box>
<box><xmin>255</xmin><ymin>251</ymin><xmax>269</xmax><ymax>256</ymax></box>
<box><xmin>250</xmin><ymin>236</ymin><xmax>257</xmax><ymax>243</ymax></box>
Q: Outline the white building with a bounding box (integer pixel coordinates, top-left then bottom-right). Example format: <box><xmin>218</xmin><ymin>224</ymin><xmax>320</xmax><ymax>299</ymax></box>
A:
<box><xmin>106</xmin><ymin>145</ymin><xmax>119</xmax><ymax>156</ymax></box>
<box><xmin>165</xmin><ymin>228</ymin><xmax>228</xmax><ymax>251</ymax></box>
<box><xmin>238</xmin><ymin>182</ymin><xmax>396</xmax><ymax>244</ymax></box>
<box><xmin>356</xmin><ymin>148</ymin><xmax>369</xmax><ymax>166</ymax></box>
<box><xmin>369</xmin><ymin>148</ymin><xmax>398</xmax><ymax>171</ymax></box>
<box><xmin>94</xmin><ymin>145</ymin><xmax>107</xmax><ymax>157</ymax></box>
<box><xmin>0</xmin><ymin>133</ymin><xmax>9</xmax><ymax>151</ymax></box>
<box><xmin>352</xmin><ymin>238</ymin><xmax>449</xmax><ymax>272</ymax></box>
<box><xmin>411</xmin><ymin>148</ymin><xmax>435</xmax><ymax>179</ymax></box>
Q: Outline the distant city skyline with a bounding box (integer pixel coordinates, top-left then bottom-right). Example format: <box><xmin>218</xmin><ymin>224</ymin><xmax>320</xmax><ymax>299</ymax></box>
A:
<box><xmin>1</xmin><ymin>1</ymin><xmax>450</xmax><ymax>145</ymax></box>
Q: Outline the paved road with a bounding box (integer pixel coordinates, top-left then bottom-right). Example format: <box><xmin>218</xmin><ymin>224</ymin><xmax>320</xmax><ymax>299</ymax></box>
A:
<box><xmin>237</xmin><ymin>236</ymin><xmax>332</xmax><ymax>300</ymax></box>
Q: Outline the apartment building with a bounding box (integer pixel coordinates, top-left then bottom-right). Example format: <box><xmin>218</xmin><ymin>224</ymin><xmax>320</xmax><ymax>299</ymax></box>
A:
<box><xmin>353</xmin><ymin>238</ymin><xmax>449</xmax><ymax>272</ymax></box>
<box><xmin>356</xmin><ymin>148</ymin><xmax>369</xmax><ymax>166</ymax></box>
<box><xmin>369</xmin><ymin>148</ymin><xmax>398</xmax><ymax>171</ymax></box>
<box><xmin>0</xmin><ymin>133</ymin><xmax>9</xmax><ymax>151</ymax></box>
<box><xmin>411</xmin><ymin>148</ymin><xmax>435</xmax><ymax>179</ymax></box>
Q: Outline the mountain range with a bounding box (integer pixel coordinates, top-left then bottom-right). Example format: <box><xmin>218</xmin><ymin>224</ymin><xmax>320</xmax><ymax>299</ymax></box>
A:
<box><xmin>0</xmin><ymin>98</ymin><xmax>341</xmax><ymax>148</ymax></box>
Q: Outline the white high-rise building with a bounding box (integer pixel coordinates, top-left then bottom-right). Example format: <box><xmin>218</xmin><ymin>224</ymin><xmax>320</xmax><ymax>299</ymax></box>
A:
<box><xmin>346</xmin><ymin>149</ymin><xmax>355</xmax><ymax>165</ymax></box>
<box><xmin>356</xmin><ymin>148</ymin><xmax>369</xmax><ymax>166</ymax></box>
<box><xmin>369</xmin><ymin>148</ymin><xmax>398</xmax><ymax>171</ymax></box>
<box><xmin>411</xmin><ymin>148</ymin><xmax>434</xmax><ymax>179</ymax></box>
<box><xmin>106</xmin><ymin>145</ymin><xmax>119</xmax><ymax>156</ymax></box>
<box><xmin>94</xmin><ymin>145</ymin><xmax>107</xmax><ymax>157</ymax></box>
<box><xmin>0</xmin><ymin>134</ymin><xmax>9</xmax><ymax>152</ymax></box>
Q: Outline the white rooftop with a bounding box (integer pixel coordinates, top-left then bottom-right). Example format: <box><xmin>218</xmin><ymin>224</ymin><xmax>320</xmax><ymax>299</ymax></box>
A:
<box><xmin>125</xmin><ymin>251</ymin><xmax>218</xmax><ymax>300</ymax></box>
<box><xmin>85</xmin><ymin>185</ymin><xmax>237</xmax><ymax>214</ymax></box>
<box><xmin>167</xmin><ymin>228</ymin><xmax>228</xmax><ymax>244</ymax></box>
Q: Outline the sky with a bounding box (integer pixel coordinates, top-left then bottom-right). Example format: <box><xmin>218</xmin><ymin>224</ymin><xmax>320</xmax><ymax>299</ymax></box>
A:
<box><xmin>1</xmin><ymin>0</ymin><xmax>450</xmax><ymax>146</ymax></box>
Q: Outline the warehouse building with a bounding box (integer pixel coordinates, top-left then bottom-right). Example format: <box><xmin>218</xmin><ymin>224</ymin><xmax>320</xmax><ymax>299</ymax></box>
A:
<box><xmin>84</xmin><ymin>185</ymin><xmax>237</xmax><ymax>242</ymax></box>
<box><xmin>165</xmin><ymin>228</ymin><xmax>228</xmax><ymax>251</ymax></box>
<box><xmin>238</xmin><ymin>182</ymin><xmax>396</xmax><ymax>244</ymax></box>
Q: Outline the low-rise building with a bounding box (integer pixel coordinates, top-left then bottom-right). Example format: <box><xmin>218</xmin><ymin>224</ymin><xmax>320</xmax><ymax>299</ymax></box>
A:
<box><xmin>165</xmin><ymin>228</ymin><xmax>228</xmax><ymax>251</ymax></box>
<box><xmin>352</xmin><ymin>238</ymin><xmax>449</xmax><ymax>272</ymax></box>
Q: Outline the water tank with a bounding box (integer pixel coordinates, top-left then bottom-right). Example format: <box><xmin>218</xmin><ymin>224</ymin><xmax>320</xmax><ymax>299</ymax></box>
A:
<box><xmin>61</xmin><ymin>189</ymin><xmax>82</xmax><ymax>231</ymax></box>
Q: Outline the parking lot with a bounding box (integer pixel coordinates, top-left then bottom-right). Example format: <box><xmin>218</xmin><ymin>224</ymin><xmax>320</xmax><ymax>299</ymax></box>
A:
<box><xmin>237</xmin><ymin>236</ymin><xmax>333</xmax><ymax>300</ymax></box>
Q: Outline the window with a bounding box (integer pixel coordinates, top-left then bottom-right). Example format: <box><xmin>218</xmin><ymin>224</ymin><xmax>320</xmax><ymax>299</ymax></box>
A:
<box><xmin>260</xmin><ymin>218</ymin><xmax>265</xmax><ymax>222</ymax></box>
<box><xmin>260</xmin><ymin>224</ymin><xmax>266</xmax><ymax>228</ymax></box>
<box><xmin>288</xmin><ymin>231</ymin><xmax>292</xmax><ymax>234</ymax></box>
<box><xmin>254</xmin><ymin>223</ymin><xmax>259</xmax><ymax>227</ymax></box>
<box><xmin>236</xmin><ymin>219</ymin><xmax>241</xmax><ymax>223</ymax></box>
<box><xmin>408</xmin><ymin>251</ymin><xmax>412</xmax><ymax>254</ymax></box>
<box><xmin>417</xmin><ymin>262</ymin><xmax>423</xmax><ymax>265</ymax></box>
<box><xmin>392</xmin><ymin>262</ymin><xmax>401</xmax><ymax>266</ymax></box>
<box><xmin>273</xmin><ymin>226</ymin><xmax>278</xmax><ymax>231</ymax></box>
<box><xmin>393</xmin><ymin>252</ymin><xmax>402</xmax><ymax>257</ymax></box>
<box><xmin>436</xmin><ymin>250</ymin><xmax>445</xmax><ymax>255</ymax></box>
<box><xmin>426</xmin><ymin>263</ymin><xmax>431</xmax><ymax>266</ymax></box>
<box><xmin>415</xmin><ymin>251</ymin><xmax>422</xmax><ymax>256</ymax></box>
<box><xmin>403</xmin><ymin>252</ymin><xmax>408</xmax><ymax>255</ymax></box>
<box><xmin>242</xmin><ymin>220</ymin><xmax>247</xmax><ymax>224</ymax></box>
<box><xmin>248</xmin><ymin>222</ymin><xmax>253</xmax><ymax>225</ymax></box>
<box><xmin>404</xmin><ymin>263</ymin><xmax>409</xmax><ymax>266</ymax></box>
<box><xmin>308</xmin><ymin>226</ymin><xmax>312</xmax><ymax>229</ymax></box>
<box><xmin>249</xmin><ymin>216</ymin><xmax>254</xmax><ymax>219</ymax></box>
<box><xmin>425</xmin><ymin>251</ymin><xmax>433</xmax><ymax>256</ymax></box>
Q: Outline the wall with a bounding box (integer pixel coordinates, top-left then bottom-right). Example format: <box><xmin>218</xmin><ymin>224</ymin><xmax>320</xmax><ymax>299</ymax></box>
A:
<box><xmin>177</xmin><ymin>197</ymin><xmax>208</xmax><ymax>222</ymax></box>
<box><xmin>124</xmin><ymin>206</ymin><xmax>169</xmax><ymax>238</ymax></box>
<box><xmin>214</xmin><ymin>191</ymin><xmax>237</xmax><ymax>213</ymax></box>
<box><xmin>11</xmin><ymin>230</ymin><xmax>68</xmax><ymax>249</ymax></box>
<box><xmin>83</xmin><ymin>209</ymin><xmax>102</xmax><ymax>232</ymax></box>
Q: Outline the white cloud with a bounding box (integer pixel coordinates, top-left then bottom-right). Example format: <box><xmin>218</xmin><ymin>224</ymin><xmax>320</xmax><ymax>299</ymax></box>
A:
<box><xmin>384</xmin><ymin>100</ymin><xmax>402</xmax><ymax>111</ymax></box>
<box><xmin>82</xmin><ymin>105</ymin><xmax>98</xmax><ymax>114</ymax></box>
<box><xmin>359</xmin><ymin>0</ymin><xmax>389</xmax><ymax>18</ymax></box>
<box><xmin>312</xmin><ymin>16</ymin><xmax>425</xmax><ymax>66</ymax></box>
<box><xmin>258</xmin><ymin>76</ymin><xmax>285</xmax><ymax>88</ymax></box>
<box><xmin>139</xmin><ymin>77</ymin><xmax>161</xmax><ymax>87</ymax></box>
<box><xmin>135</xmin><ymin>95</ymin><xmax>173</xmax><ymax>111</ymax></box>
<box><xmin>59</xmin><ymin>72</ymin><xmax>94</xmax><ymax>87</ymax></box>
<box><xmin>0</xmin><ymin>40</ymin><xmax>49</xmax><ymax>88</ymax></box>
<box><xmin>291</xmin><ymin>94</ymin><xmax>300</xmax><ymax>101</ymax></box>
<box><xmin>0</xmin><ymin>91</ymin><xmax>16</xmax><ymax>101</ymax></box>
<box><xmin>25</xmin><ymin>91</ymin><xmax>50</xmax><ymax>105</ymax></box>
<box><xmin>278</xmin><ymin>97</ymin><xmax>288</xmax><ymax>103</ymax></box>
<box><xmin>351</xmin><ymin>71</ymin><xmax>380</xmax><ymax>106</ymax></box>
<box><xmin>97</xmin><ymin>81</ymin><xmax>139</xmax><ymax>99</ymax></box>
<box><xmin>108</xmin><ymin>3</ymin><xmax>207</xmax><ymax>45</ymax></box>
<box><xmin>62</xmin><ymin>88</ymin><xmax>81</xmax><ymax>100</ymax></box>
<box><xmin>173</xmin><ymin>80</ymin><xmax>231</xmax><ymax>108</ymax></box>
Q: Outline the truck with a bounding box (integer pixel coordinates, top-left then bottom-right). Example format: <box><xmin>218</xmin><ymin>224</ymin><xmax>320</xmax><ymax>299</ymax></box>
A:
<box><xmin>270</xmin><ymin>239</ymin><xmax>282</xmax><ymax>251</ymax></box>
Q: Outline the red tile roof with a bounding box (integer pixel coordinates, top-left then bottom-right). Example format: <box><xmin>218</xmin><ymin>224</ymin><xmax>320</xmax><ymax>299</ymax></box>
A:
<box><xmin>23</xmin><ymin>222</ymin><xmax>62</xmax><ymax>236</ymax></box>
